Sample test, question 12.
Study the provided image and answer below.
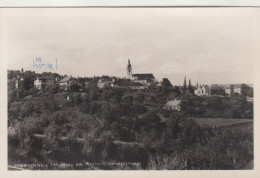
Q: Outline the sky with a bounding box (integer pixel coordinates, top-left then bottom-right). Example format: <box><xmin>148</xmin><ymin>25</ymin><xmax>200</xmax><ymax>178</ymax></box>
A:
<box><xmin>5</xmin><ymin>8</ymin><xmax>257</xmax><ymax>85</ymax></box>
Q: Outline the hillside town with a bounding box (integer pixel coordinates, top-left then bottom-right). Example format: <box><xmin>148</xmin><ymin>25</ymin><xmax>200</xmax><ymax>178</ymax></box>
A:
<box><xmin>8</xmin><ymin>59</ymin><xmax>253</xmax><ymax>111</ymax></box>
<box><xmin>7</xmin><ymin>59</ymin><xmax>254</xmax><ymax>170</ymax></box>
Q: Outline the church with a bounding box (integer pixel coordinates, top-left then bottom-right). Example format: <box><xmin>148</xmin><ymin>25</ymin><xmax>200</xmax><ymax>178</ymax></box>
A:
<box><xmin>126</xmin><ymin>59</ymin><xmax>155</xmax><ymax>86</ymax></box>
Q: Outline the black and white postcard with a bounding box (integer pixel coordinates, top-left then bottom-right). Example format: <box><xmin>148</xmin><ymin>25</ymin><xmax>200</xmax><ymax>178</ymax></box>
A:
<box><xmin>1</xmin><ymin>7</ymin><xmax>260</xmax><ymax>178</ymax></box>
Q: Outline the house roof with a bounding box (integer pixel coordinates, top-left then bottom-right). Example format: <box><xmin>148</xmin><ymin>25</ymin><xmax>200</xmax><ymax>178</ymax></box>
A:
<box><xmin>59</xmin><ymin>76</ymin><xmax>71</xmax><ymax>83</ymax></box>
<box><xmin>132</xmin><ymin>73</ymin><xmax>155</xmax><ymax>81</ymax></box>
<box><xmin>97</xmin><ymin>82</ymin><xmax>106</xmax><ymax>88</ymax></box>
<box><xmin>164</xmin><ymin>100</ymin><xmax>181</xmax><ymax>108</ymax></box>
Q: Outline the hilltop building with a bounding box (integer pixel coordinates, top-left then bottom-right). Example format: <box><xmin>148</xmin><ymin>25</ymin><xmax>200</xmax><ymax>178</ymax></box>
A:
<box><xmin>194</xmin><ymin>84</ymin><xmax>211</xmax><ymax>96</ymax></box>
<box><xmin>59</xmin><ymin>76</ymin><xmax>72</xmax><ymax>90</ymax></box>
<box><xmin>34</xmin><ymin>76</ymin><xmax>54</xmax><ymax>90</ymax></box>
<box><xmin>97</xmin><ymin>78</ymin><xmax>118</xmax><ymax>89</ymax></box>
<box><xmin>15</xmin><ymin>76</ymin><xmax>24</xmax><ymax>89</ymax></box>
<box><xmin>224</xmin><ymin>84</ymin><xmax>252</xmax><ymax>96</ymax></box>
<box><xmin>126</xmin><ymin>59</ymin><xmax>155</xmax><ymax>87</ymax></box>
<box><xmin>126</xmin><ymin>59</ymin><xmax>132</xmax><ymax>79</ymax></box>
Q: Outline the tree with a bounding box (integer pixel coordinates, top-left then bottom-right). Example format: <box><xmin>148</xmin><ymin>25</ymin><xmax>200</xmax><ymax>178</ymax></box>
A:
<box><xmin>172</xmin><ymin>86</ymin><xmax>181</xmax><ymax>96</ymax></box>
<box><xmin>161</xmin><ymin>78</ymin><xmax>173</xmax><ymax>95</ymax></box>
<box><xmin>47</xmin><ymin>84</ymin><xmax>59</xmax><ymax>94</ymax></box>
<box><xmin>18</xmin><ymin>133</ymin><xmax>33</xmax><ymax>156</ymax></box>
<box><xmin>183</xmin><ymin>76</ymin><xmax>187</xmax><ymax>95</ymax></box>
<box><xmin>188</xmin><ymin>79</ymin><xmax>194</xmax><ymax>94</ymax></box>
<box><xmin>70</xmin><ymin>83</ymin><xmax>81</xmax><ymax>92</ymax></box>
<box><xmin>22</xmin><ymin>76</ymin><xmax>31</xmax><ymax>90</ymax></box>
<box><xmin>74</xmin><ymin>94</ymin><xmax>83</xmax><ymax>106</ymax></box>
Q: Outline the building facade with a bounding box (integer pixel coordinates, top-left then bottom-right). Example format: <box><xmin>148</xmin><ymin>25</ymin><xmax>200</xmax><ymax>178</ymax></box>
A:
<box><xmin>194</xmin><ymin>85</ymin><xmax>211</xmax><ymax>96</ymax></box>
<box><xmin>59</xmin><ymin>76</ymin><xmax>72</xmax><ymax>90</ymax></box>
<box><xmin>34</xmin><ymin>76</ymin><xmax>54</xmax><ymax>90</ymax></box>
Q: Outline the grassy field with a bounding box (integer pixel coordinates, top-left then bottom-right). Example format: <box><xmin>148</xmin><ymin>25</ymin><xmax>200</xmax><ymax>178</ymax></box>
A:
<box><xmin>193</xmin><ymin>118</ymin><xmax>253</xmax><ymax>128</ymax></box>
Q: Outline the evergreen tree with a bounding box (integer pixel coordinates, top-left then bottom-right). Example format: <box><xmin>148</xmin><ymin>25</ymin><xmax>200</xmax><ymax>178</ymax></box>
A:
<box><xmin>183</xmin><ymin>76</ymin><xmax>187</xmax><ymax>94</ymax></box>
<box><xmin>188</xmin><ymin>79</ymin><xmax>194</xmax><ymax>94</ymax></box>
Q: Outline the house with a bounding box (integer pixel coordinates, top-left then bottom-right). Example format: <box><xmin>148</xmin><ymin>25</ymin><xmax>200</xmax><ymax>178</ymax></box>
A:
<box><xmin>225</xmin><ymin>84</ymin><xmax>253</xmax><ymax>96</ymax></box>
<box><xmin>34</xmin><ymin>76</ymin><xmax>54</xmax><ymax>90</ymax></box>
<box><xmin>132</xmin><ymin>74</ymin><xmax>155</xmax><ymax>86</ymax></box>
<box><xmin>234</xmin><ymin>87</ymin><xmax>241</xmax><ymax>94</ymax></box>
<box><xmin>156</xmin><ymin>82</ymin><xmax>162</xmax><ymax>87</ymax></box>
<box><xmin>225</xmin><ymin>85</ymin><xmax>234</xmax><ymax>96</ymax></box>
<box><xmin>97</xmin><ymin>81</ymin><xmax>107</xmax><ymax>89</ymax></box>
<box><xmin>163</xmin><ymin>99</ymin><xmax>181</xmax><ymax>111</ymax></box>
<box><xmin>97</xmin><ymin>78</ymin><xmax>119</xmax><ymax>89</ymax></box>
<box><xmin>194</xmin><ymin>85</ymin><xmax>211</xmax><ymax>96</ymax></box>
<box><xmin>55</xmin><ymin>77</ymin><xmax>60</xmax><ymax>83</ymax></box>
<box><xmin>107</xmin><ymin>78</ymin><xmax>118</xmax><ymax>87</ymax></box>
<box><xmin>15</xmin><ymin>76</ymin><xmax>24</xmax><ymax>89</ymax></box>
<box><xmin>59</xmin><ymin>76</ymin><xmax>72</xmax><ymax>90</ymax></box>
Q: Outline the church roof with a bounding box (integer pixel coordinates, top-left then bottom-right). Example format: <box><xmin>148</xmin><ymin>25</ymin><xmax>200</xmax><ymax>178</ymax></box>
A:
<box><xmin>132</xmin><ymin>73</ymin><xmax>155</xmax><ymax>81</ymax></box>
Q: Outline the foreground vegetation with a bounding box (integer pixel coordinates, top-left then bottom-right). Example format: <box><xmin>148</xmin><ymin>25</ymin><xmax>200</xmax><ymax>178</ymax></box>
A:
<box><xmin>8</xmin><ymin>70</ymin><xmax>253</xmax><ymax>170</ymax></box>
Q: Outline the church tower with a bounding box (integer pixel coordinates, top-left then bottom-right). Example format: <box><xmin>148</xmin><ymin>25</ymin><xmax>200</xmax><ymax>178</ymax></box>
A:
<box><xmin>126</xmin><ymin>59</ymin><xmax>132</xmax><ymax>79</ymax></box>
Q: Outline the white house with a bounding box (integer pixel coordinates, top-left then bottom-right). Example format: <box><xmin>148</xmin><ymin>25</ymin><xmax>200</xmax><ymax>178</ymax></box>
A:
<box><xmin>163</xmin><ymin>99</ymin><xmax>181</xmax><ymax>111</ymax></box>
<box><xmin>194</xmin><ymin>85</ymin><xmax>211</xmax><ymax>96</ymax></box>
<box><xmin>59</xmin><ymin>76</ymin><xmax>72</xmax><ymax>90</ymax></box>
<box><xmin>15</xmin><ymin>76</ymin><xmax>24</xmax><ymax>89</ymax></box>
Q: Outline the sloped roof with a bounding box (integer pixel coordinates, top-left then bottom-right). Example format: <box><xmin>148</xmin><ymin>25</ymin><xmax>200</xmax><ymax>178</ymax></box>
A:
<box><xmin>97</xmin><ymin>82</ymin><xmax>106</xmax><ymax>88</ymax></box>
<box><xmin>59</xmin><ymin>76</ymin><xmax>71</xmax><ymax>83</ymax></box>
<box><xmin>164</xmin><ymin>100</ymin><xmax>181</xmax><ymax>108</ymax></box>
<box><xmin>132</xmin><ymin>73</ymin><xmax>155</xmax><ymax>81</ymax></box>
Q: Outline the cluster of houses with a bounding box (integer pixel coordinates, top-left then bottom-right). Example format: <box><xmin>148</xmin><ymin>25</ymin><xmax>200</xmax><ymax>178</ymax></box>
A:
<box><xmin>33</xmin><ymin>75</ymin><xmax>80</xmax><ymax>91</ymax></box>
<box><xmin>9</xmin><ymin>60</ymin><xmax>253</xmax><ymax>112</ymax></box>
<box><xmin>194</xmin><ymin>83</ymin><xmax>252</xmax><ymax>97</ymax></box>
<box><xmin>28</xmin><ymin>59</ymin><xmax>160</xmax><ymax>91</ymax></box>
<box><xmin>163</xmin><ymin>83</ymin><xmax>253</xmax><ymax>112</ymax></box>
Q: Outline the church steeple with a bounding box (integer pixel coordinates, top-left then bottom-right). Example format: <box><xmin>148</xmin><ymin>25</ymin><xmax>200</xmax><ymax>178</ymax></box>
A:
<box><xmin>126</xmin><ymin>59</ymin><xmax>132</xmax><ymax>79</ymax></box>
<box><xmin>127</xmin><ymin>59</ymin><xmax>131</xmax><ymax>68</ymax></box>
